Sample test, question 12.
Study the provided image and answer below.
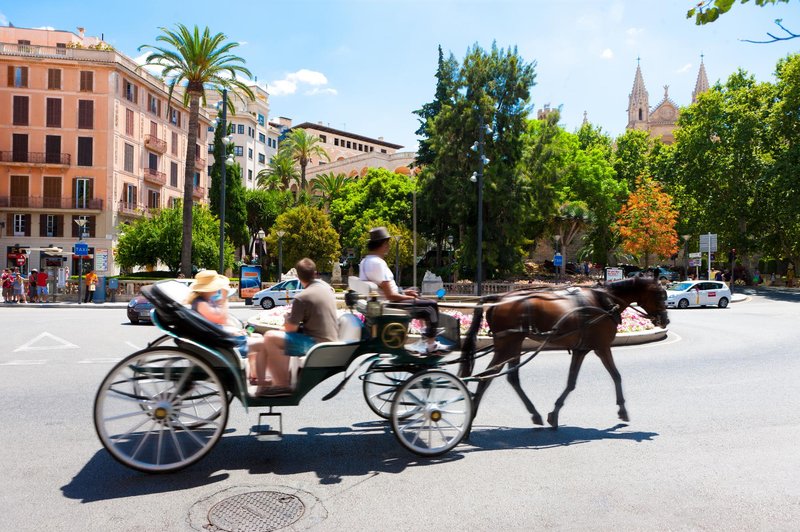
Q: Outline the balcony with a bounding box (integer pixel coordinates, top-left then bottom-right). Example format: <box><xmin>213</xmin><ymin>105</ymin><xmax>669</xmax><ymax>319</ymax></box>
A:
<box><xmin>192</xmin><ymin>185</ymin><xmax>205</xmax><ymax>199</ymax></box>
<box><xmin>0</xmin><ymin>151</ymin><xmax>71</xmax><ymax>166</ymax></box>
<box><xmin>144</xmin><ymin>134</ymin><xmax>167</xmax><ymax>154</ymax></box>
<box><xmin>118</xmin><ymin>201</ymin><xmax>144</xmax><ymax>217</ymax></box>
<box><xmin>143</xmin><ymin>167</ymin><xmax>167</xmax><ymax>186</ymax></box>
<box><xmin>194</xmin><ymin>156</ymin><xmax>206</xmax><ymax>170</ymax></box>
<box><xmin>0</xmin><ymin>196</ymin><xmax>102</xmax><ymax>210</ymax></box>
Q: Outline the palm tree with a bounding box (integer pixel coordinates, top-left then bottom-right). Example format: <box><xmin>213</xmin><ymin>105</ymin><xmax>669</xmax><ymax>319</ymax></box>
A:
<box><xmin>281</xmin><ymin>129</ymin><xmax>330</xmax><ymax>197</ymax></box>
<box><xmin>311</xmin><ymin>171</ymin><xmax>352</xmax><ymax>210</ymax></box>
<box><xmin>140</xmin><ymin>24</ymin><xmax>254</xmax><ymax>276</ymax></box>
<box><xmin>256</xmin><ymin>151</ymin><xmax>299</xmax><ymax>191</ymax></box>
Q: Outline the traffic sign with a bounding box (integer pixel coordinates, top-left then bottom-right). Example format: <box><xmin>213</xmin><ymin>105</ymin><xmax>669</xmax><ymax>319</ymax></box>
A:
<box><xmin>689</xmin><ymin>252</ymin><xmax>702</xmax><ymax>258</ymax></box>
<box><xmin>699</xmin><ymin>233</ymin><xmax>718</xmax><ymax>252</ymax></box>
<box><xmin>553</xmin><ymin>253</ymin><xmax>563</xmax><ymax>267</ymax></box>
<box><xmin>74</xmin><ymin>243</ymin><xmax>89</xmax><ymax>256</ymax></box>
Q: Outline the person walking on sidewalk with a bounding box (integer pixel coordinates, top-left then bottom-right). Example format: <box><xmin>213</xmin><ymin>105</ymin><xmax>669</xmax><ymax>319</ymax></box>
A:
<box><xmin>84</xmin><ymin>270</ymin><xmax>98</xmax><ymax>303</ymax></box>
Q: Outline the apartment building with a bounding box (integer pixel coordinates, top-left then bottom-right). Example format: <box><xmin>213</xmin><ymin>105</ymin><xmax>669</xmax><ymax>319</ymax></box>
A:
<box><xmin>0</xmin><ymin>26</ymin><xmax>210</xmax><ymax>277</ymax></box>
<box><xmin>205</xmin><ymin>84</ymin><xmax>283</xmax><ymax>190</ymax></box>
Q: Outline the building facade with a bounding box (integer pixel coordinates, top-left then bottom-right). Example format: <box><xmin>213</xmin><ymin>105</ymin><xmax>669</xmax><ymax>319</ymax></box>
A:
<box><xmin>0</xmin><ymin>26</ymin><xmax>210</xmax><ymax>277</ymax></box>
<box><xmin>626</xmin><ymin>57</ymin><xmax>709</xmax><ymax>144</ymax></box>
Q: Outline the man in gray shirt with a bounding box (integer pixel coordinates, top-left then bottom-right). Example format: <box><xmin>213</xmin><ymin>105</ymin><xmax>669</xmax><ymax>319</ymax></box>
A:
<box><xmin>255</xmin><ymin>258</ymin><xmax>338</xmax><ymax>396</ymax></box>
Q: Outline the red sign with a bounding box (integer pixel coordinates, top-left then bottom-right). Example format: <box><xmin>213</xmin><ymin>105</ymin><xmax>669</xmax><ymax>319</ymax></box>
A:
<box><xmin>708</xmin><ymin>292</ymin><xmax>716</xmax><ymax>297</ymax></box>
<box><xmin>16</xmin><ymin>256</ymin><xmax>25</xmax><ymax>266</ymax></box>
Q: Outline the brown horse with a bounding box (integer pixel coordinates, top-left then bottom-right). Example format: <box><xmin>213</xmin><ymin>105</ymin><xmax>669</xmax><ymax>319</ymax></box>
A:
<box><xmin>458</xmin><ymin>277</ymin><xmax>669</xmax><ymax>428</ymax></box>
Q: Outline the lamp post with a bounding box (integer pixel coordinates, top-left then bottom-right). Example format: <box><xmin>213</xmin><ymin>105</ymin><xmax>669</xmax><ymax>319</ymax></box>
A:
<box><xmin>276</xmin><ymin>230</ymin><xmax>286</xmax><ymax>282</ymax></box>
<box><xmin>682</xmin><ymin>234</ymin><xmax>691</xmax><ymax>280</ymax></box>
<box><xmin>216</xmin><ymin>89</ymin><xmax>234</xmax><ymax>274</ymax></box>
<box><xmin>448</xmin><ymin>235</ymin><xmax>454</xmax><ymax>284</ymax></box>
<box><xmin>393</xmin><ymin>235</ymin><xmax>402</xmax><ymax>286</ymax></box>
<box><xmin>74</xmin><ymin>219</ymin><xmax>87</xmax><ymax>304</ymax></box>
<box><xmin>412</xmin><ymin>183</ymin><xmax>417</xmax><ymax>290</ymax></box>
<box><xmin>469</xmin><ymin>112</ymin><xmax>491</xmax><ymax>296</ymax></box>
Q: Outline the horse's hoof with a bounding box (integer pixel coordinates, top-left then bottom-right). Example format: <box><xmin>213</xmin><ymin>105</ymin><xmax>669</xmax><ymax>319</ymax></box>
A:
<box><xmin>547</xmin><ymin>412</ymin><xmax>558</xmax><ymax>429</ymax></box>
<box><xmin>533</xmin><ymin>414</ymin><xmax>543</xmax><ymax>426</ymax></box>
<box><xmin>619</xmin><ymin>411</ymin><xmax>629</xmax><ymax>422</ymax></box>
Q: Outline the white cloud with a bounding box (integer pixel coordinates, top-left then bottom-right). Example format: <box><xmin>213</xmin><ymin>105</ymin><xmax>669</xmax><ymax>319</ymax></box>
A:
<box><xmin>133</xmin><ymin>51</ymin><xmax>165</xmax><ymax>77</ymax></box>
<box><xmin>600</xmin><ymin>48</ymin><xmax>614</xmax><ymax>60</ymax></box>
<box><xmin>267</xmin><ymin>69</ymin><xmax>335</xmax><ymax>97</ymax></box>
<box><xmin>676</xmin><ymin>63</ymin><xmax>693</xmax><ymax>73</ymax></box>
<box><xmin>0</xmin><ymin>12</ymin><xmax>9</xmax><ymax>26</ymax></box>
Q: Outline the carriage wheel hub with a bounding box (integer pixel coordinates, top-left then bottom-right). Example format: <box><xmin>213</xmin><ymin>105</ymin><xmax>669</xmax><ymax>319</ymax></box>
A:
<box><xmin>429</xmin><ymin>409</ymin><xmax>442</xmax><ymax>422</ymax></box>
<box><xmin>153</xmin><ymin>402</ymin><xmax>171</xmax><ymax>420</ymax></box>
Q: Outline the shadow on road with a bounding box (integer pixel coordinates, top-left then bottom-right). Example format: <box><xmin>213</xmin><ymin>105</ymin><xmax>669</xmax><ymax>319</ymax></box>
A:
<box><xmin>61</xmin><ymin>421</ymin><xmax>657</xmax><ymax>502</ymax></box>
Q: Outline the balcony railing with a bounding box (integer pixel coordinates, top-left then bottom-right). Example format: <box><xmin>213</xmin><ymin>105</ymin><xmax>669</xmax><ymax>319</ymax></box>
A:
<box><xmin>0</xmin><ymin>196</ymin><xmax>102</xmax><ymax>210</ymax></box>
<box><xmin>144</xmin><ymin>167</ymin><xmax>167</xmax><ymax>186</ymax></box>
<box><xmin>118</xmin><ymin>201</ymin><xmax>144</xmax><ymax>216</ymax></box>
<box><xmin>192</xmin><ymin>185</ymin><xmax>205</xmax><ymax>199</ymax></box>
<box><xmin>194</xmin><ymin>156</ymin><xmax>206</xmax><ymax>170</ymax></box>
<box><xmin>144</xmin><ymin>134</ymin><xmax>167</xmax><ymax>154</ymax></box>
<box><xmin>0</xmin><ymin>151</ymin><xmax>71</xmax><ymax>165</ymax></box>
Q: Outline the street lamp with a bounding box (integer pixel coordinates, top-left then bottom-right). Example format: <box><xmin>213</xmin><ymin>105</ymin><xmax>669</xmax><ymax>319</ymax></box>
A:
<box><xmin>276</xmin><ymin>230</ymin><xmax>286</xmax><ymax>282</ymax></box>
<box><xmin>74</xmin><ymin>218</ymin><xmax>87</xmax><ymax>304</ymax></box>
<box><xmin>682</xmin><ymin>234</ymin><xmax>692</xmax><ymax>280</ymax></box>
<box><xmin>216</xmin><ymin>89</ymin><xmax>235</xmax><ymax>273</ymax></box>
<box><xmin>469</xmin><ymin>111</ymin><xmax>491</xmax><ymax>296</ymax></box>
<box><xmin>393</xmin><ymin>235</ymin><xmax>402</xmax><ymax>286</ymax></box>
<box><xmin>448</xmin><ymin>235</ymin><xmax>454</xmax><ymax>283</ymax></box>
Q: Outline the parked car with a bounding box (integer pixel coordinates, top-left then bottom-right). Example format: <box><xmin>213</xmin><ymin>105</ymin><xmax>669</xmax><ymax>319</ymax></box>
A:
<box><xmin>627</xmin><ymin>266</ymin><xmax>680</xmax><ymax>281</ymax></box>
<box><xmin>252</xmin><ymin>278</ymin><xmax>302</xmax><ymax>309</ymax></box>
<box><xmin>127</xmin><ymin>279</ymin><xmax>193</xmax><ymax>324</ymax></box>
<box><xmin>666</xmin><ymin>280</ymin><xmax>731</xmax><ymax>309</ymax></box>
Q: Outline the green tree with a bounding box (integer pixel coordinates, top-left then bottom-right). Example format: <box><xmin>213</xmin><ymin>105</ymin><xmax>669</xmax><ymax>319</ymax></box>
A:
<box><xmin>414</xmin><ymin>45</ymin><xmax>460</xmax><ymax>167</ymax></box>
<box><xmin>256</xmin><ymin>150</ymin><xmax>298</xmax><ymax>191</ymax></box>
<box><xmin>140</xmin><ymin>24</ymin><xmax>254</xmax><ymax>277</ymax></box>
<box><xmin>208</xmin><ymin>124</ymin><xmax>248</xmax><ymax>252</ymax></box>
<box><xmin>117</xmin><ymin>203</ymin><xmax>234</xmax><ymax>273</ymax></box>
<box><xmin>265</xmin><ymin>205</ymin><xmax>341</xmax><ymax>272</ymax></box>
<box><xmin>280</xmin><ymin>129</ymin><xmax>330</xmax><ymax>197</ymax></box>
<box><xmin>613</xmin><ymin>129</ymin><xmax>652</xmax><ymax>188</ymax></box>
<box><xmin>311</xmin><ymin>171</ymin><xmax>353</xmax><ymax>211</ymax></box>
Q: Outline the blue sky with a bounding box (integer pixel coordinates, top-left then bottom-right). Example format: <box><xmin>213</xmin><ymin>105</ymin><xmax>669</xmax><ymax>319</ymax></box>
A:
<box><xmin>2</xmin><ymin>1</ymin><xmax>798</xmax><ymax>150</ymax></box>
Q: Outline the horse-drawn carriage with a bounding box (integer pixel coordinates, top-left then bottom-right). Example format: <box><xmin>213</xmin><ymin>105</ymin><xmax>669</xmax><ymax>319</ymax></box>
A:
<box><xmin>93</xmin><ymin>277</ymin><xmax>668</xmax><ymax>473</ymax></box>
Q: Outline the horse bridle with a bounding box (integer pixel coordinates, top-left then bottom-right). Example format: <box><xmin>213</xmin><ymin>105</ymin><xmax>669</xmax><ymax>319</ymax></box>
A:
<box><xmin>605</xmin><ymin>287</ymin><xmax>668</xmax><ymax>328</ymax></box>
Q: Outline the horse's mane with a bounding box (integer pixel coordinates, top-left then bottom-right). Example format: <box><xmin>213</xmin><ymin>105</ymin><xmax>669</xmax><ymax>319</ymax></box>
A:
<box><xmin>605</xmin><ymin>276</ymin><xmax>656</xmax><ymax>298</ymax></box>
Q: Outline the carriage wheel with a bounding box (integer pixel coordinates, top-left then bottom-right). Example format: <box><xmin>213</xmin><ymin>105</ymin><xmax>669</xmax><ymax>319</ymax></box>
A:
<box><xmin>390</xmin><ymin>370</ymin><xmax>472</xmax><ymax>457</ymax></box>
<box><xmin>94</xmin><ymin>347</ymin><xmax>229</xmax><ymax>473</ymax></box>
<box><xmin>362</xmin><ymin>360</ymin><xmax>413</xmax><ymax>419</ymax></box>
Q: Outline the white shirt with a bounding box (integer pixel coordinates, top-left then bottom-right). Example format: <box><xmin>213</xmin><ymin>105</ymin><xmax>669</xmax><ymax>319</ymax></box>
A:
<box><xmin>359</xmin><ymin>254</ymin><xmax>398</xmax><ymax>298</ymax></box>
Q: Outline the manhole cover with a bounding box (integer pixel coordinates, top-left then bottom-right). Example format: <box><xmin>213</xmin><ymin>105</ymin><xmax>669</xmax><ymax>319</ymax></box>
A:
<box><xmin>207</xmin><ymin>491</ymin><xmax>305</xmax><ymax>532</ymax></box>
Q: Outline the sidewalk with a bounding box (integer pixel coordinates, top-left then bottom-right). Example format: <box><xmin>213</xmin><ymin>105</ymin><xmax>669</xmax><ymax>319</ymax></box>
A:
<box><xmin>0</xmin><ymin>300</ymin><xmax>253</xmax><ymax>309</ymax></box>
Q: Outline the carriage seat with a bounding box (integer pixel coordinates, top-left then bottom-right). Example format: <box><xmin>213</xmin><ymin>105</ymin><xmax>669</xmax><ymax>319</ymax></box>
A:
<box><xmin>288</xmin><ymin>312</ymin><xmax>365</xmax><ymax>387</ymax></box>
<box><xmin>347</xmin><ymin>276</ymin><xmax>409</xmax><ymax>317</ymax></box>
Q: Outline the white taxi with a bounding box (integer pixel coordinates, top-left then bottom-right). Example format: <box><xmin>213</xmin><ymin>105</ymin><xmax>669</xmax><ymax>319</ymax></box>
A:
<box><xmin>666</xmin><ymin>280</ymin><xmax>731</xmax><ymax>309</ymax></box>
<box><xmin>252</xmin><ymin>278</ymin><xmax>302</xmax><ymax>309</ymax></box>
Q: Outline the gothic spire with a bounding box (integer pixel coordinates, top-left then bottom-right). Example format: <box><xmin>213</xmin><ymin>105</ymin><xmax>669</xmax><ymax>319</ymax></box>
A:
<box><xmin>627</xmin><ymin>60</ymin><xmax>650</xmax><ymax>129</ymax></box>
<box><xmin>692</xmin><ymin>54</ymin><xmax>709</xmax><ymax>103</ymax></box>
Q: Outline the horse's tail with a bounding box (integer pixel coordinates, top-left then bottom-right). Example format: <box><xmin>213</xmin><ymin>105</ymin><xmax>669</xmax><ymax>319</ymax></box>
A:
<box><xmin>458</xmin><ymin>304</ymin><xmax>483</xmax><ymax>377</ymax></box>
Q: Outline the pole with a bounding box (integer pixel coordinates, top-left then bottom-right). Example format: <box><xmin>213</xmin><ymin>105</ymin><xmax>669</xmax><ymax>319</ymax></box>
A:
<box><xmin>394</xmin><ymin>237</ymin><xmax>401</xmax><ymax>286</ymax></box>
<box><xmin>277</xmin><ymin>234</ymin><xmax>284</xmax><ymax>283</ymax></box>
<box><xmin>412</xmin><ymin>187</ymin><xmax>417</xmax><ymax>290</ymax></box>
<box><xmin>218</xmin><ymin>88</ymin><xmax>228</xmax><ymax>274</ymax></box>
<box><xmin>476</xmin><ymin>113</ymin><xmax>485</xmax><ymax>297</ymax></box>
<box><xmin>78</xmin><ymin>255</ymin><xmax>83</xmax><ymax>305</ymax></box>
<box><xmin>707</xmin><ymin>232</ymin><xmax>712</xmax><ymax>281</ymax></box>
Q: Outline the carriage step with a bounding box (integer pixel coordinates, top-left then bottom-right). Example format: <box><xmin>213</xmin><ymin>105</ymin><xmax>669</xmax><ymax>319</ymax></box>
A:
<box><xmin>252</xmin><ymin>412</ymin><xmax>283</xmax><ymax>441</ymax></box>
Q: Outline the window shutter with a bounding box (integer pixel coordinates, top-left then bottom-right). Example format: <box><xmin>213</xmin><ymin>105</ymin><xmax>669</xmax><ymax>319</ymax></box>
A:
<box><xmin>88</xmin><ymin>216</ymin><xmax>96</xmax><ymax>238</ymax></box>
<box><xmin>24</xmin><ymin>214</ymin><xmax>31</xmax><ymax>237</ymax></box>
<box><xmin>87</xmin><ymin>179</ymin><xmax>94</xmax><ymax>202</ymax></box>
<box><xmin>21</xmin><ymin>67</ymin><xmax>28</xmax><ymax>87</ymax></box>
<box><xmin>39</xmin><ymin>214</ymin><xmax>47</xmax><ymax>237</ymax></box>
<box><xmin>71</xmin><ymin>216</ymin><xmax>78</xmax><ymax>238</ymax></box>
<box><xmin>46</xmin><ymin>98</ymin><xmax>62</xmax><ymax>128</ymax></box>
<box><xmin>56</xmin><ymin>215</ymin><xmax>64</xmax><ymax>238</ymax></box>
<box><xmin>6</xmin><ymin>65</ymin><xmax>12</xmax><ymax>86</ymax></box>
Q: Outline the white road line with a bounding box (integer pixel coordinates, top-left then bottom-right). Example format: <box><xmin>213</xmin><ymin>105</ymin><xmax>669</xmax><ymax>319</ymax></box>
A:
<box><xmin>13</xmin><ymin>332</ymin><xmax>79</xmax><ymax>352</ymax></box>
<box><xmin>1</xmin><ymin>360</ymin><xmax>47</xmax><ymax>366</ymax></box>
<box><xmin>125</xmin><ymin>341</ymin><xmax>142</xmax><ymax>351</ymax></box>
<box><xmin>77</xmin><ymin>358</ymin><xmax>121</xmax><ymax>364</ymax></box>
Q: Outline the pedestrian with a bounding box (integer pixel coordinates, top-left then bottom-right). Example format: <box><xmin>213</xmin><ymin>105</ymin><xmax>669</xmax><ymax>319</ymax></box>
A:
<box><xmin>28</xmin><ymin>269</ymin><xmax>38</xmax><ymax>303</ymax></box>
<box><xmin>12</xmin><ymin>268</ymin><xmax>26</xmax><ymax>304</ymax></box>
<box><xmin>84</xmin><ymin>270</ymin><xmax>98</xmax><ymax>303</ymax></box>
<box><xmin>1</xmin><ymin>268</ymin><xmax>11</xmax><ymax>303</ymax></box>
<box><xmin>37</xmin><ymin>269</ymin><xmax>49</xmax><ymax>302</ymax></box>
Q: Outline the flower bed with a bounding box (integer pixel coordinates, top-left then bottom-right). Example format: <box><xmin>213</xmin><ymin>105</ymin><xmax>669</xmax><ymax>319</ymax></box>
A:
<box><xmin>251</xmin><ymin>305</ymin><xmax>653</xmax><ymax>335</ymax></box>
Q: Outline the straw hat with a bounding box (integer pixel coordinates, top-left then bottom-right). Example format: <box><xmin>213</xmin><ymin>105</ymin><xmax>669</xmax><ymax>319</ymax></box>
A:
<box><xmin>189</xmin><ymin>270</ymin><xmax>230</xmax><ymax>293</ymax></box>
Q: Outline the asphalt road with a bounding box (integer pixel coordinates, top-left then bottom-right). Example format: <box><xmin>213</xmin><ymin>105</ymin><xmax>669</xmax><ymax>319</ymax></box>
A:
<box><xmin>1</xmin><ymin>290</ymin><xmax>798</xmax><ymax>531</ymax></box>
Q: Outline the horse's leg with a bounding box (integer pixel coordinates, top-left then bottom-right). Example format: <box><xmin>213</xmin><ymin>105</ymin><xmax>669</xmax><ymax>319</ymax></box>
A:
<box><xmin>465</xmin><ymin>377</ymin><xmax>492</xmax><ymax>439</ymax></box>
<box><xmin>595</xmin><ymin>345</ymin><xmax>628</xmax><ymax>422</ymax></box>
<box><xmin>506</xmin><ymin>359</ymin><xmax>543</xmax><ymax>425</ymax></box>
<box><xmin>547</xmin><ymin>349</ymin><xmax>589</xmax><ymax>429</ymax></box>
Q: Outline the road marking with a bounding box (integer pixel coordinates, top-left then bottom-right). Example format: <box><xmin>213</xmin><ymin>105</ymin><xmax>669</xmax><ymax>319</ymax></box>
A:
<box><xmin>1</xmin><ymin>360</ymin><xmax>47</xmax><ymax>366</ymax></box>
<box><xmin>125</xmin><ymin>341</ymin><xmax>142</xmax><ymax>351</ymax></box>
<box><xmin>13</xmin><ymin>332</ymin><xmax>79</xmax><ymax>352</ymax></box>
<box><xmin>77</xmin><ymin>358</ymin><xmax>121</xmax><ymax>364</ymax></box>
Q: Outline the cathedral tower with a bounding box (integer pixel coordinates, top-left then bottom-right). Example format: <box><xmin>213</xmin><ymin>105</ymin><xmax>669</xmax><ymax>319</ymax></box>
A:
<box><xmin>692</xmin><ymin>54</ymin><xmax>709</xmax><ymax>103</ymax></box>
<box><xmin>627</xmin><ymin>59</ymin><xmax>650</xmax><ymax>131</ymax></box>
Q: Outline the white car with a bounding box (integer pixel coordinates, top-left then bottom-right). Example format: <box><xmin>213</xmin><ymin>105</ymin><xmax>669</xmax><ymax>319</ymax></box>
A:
<box><xmin>252</xmin><ymin>278</ymin><xmax>302</xmax><ymax>309</ymax></box>
<box><xmin>666</xmin><ymin>280</ymin><xmax>731</xmax><ymax>309</ymax></box>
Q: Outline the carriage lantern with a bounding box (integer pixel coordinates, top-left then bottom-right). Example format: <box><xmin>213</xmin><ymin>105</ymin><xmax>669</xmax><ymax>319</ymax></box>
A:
<box><xmin>366</xmin><ymin>291</ymin><xmax>382</xmax><ymax>319</ymax></box>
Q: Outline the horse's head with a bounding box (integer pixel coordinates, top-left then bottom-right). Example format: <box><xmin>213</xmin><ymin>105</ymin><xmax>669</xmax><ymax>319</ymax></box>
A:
<box><xmin>637</xmin><ymin>277</ymin><xmax>670</xmax><ymax>328</ymax></box>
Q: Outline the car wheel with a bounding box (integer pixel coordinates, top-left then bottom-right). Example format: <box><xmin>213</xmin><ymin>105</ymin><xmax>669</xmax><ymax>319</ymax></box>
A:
<box><xmin>677</xmin><ymin>298</ymin><xmax>689</xmax><ymax>309</ymax></box>
<box><xmin>129</xmin><ymin>317</ymin><xmax>139</xmax><ymax>325</ymax></box>
<box><xmin>260</xmin><ymin>297</ymin><xmax>275</xmax><ymax>309</ymax></box>
<box><xmin>718</xmin><ymin>297</ymin><xmax>729</xmax><ymax>308</ymax></box>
